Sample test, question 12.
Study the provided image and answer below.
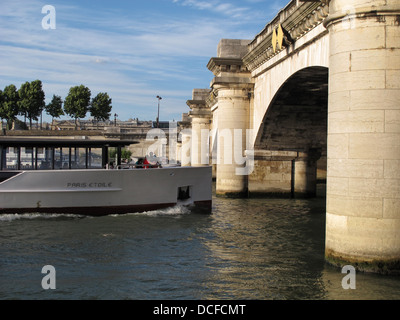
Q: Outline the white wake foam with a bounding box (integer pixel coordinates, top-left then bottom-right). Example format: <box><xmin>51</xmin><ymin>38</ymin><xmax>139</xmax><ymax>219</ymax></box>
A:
<box><xmin>0</xmin><ymin>204</ymin><xmax>193</xmax><ymax>222</ymax></box>
<box><xmin>0</xmin><ymin>213</ymin><xmax>83</xmax><ymax>222</ymax></box>
<box><xmin>111</xmin><ymin>204</ymin><xmax>193</xmax><ymax>218</ymax></box>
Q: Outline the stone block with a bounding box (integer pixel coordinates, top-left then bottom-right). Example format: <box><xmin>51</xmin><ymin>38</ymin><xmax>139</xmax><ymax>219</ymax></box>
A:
<box><xmin>329</xmin><ymin>70</ymin><xmax>386</xmax><ymax>93</ymax></box>
<box><xmin>330</xmin><ymin>26</ymin><xmax>386</xmax><ymax>55</ymax></box>
<box><xmin>386</xmin><ymin>70</ymin><xmax>400</xmax><ymax>89</ymax></box>
<box><xmin>326</xmin><ymin>212</ymin><xmax>348</xmax><ymax>232</ymax></box>
<box><xmin>347</xmin><ymin>216</ymin><xmax>400</xmax><ymax>241</ymax></box>
<box><xmin>384</xmin><ymin>160</ymin><xmax>400</xmax><ymax>179</ymax></box>
<box><xmin>327</xmin><ymin>213</ymin><xmax>400</xmax><ymax>260</ymax></box>
<box><xmin>349</xmin><ymin>133</ymin><xmax>400</xmax><ymax>160</ymax></box>
<box><xmin>248</xmin><ymin>159</ymin><xmax>292</xmax><ymax>194</ymax></box>
<box><xmin>328</xmin><ymin>158</ymin><xmax>384</xmax><ymax>179</ymax></box>
<box><xmin>192</xmin><ymin>89</ymin><xmax>211</xmax><ymax>101</ymax></box>
<box><xmin>328</xmin><ymin>110</ymin><xmax>385</xmax><ymax>134</ymax></box>
<box><xmin>329</xmin><ymin>52</ymin><xmax>351</xmax><ymax>74</ymax></box>
<box><xmin>387</xmin><ymin>26</ymin><xmax>400</xmax><ymax>49</ymax></box>
<box><xmin>327</xmin><ymin>194</ymin><xmax>383</xmax><ymax>218</ymax></box>
<box><xmin>385</xmin><ymin>50</ymin><xmax>400</xmax><ymax>70</ymax></box>
<box><xmin>350</xmin><ymin>49</ymin><xmax>400</xmax><ymax>71</ymax></box>
<box><xmin>350</xmin><ymin>89</ymin><xmax>400</xmax><ymax>110</ymax></box>
<box><xmin>387</xmin><ymin>0</ymin><xmax>400</xmax><ymax>6</ymax></box>
<box><xmin>348</xmin><ymin>177</ymin><xmax>400</xmax><ymax>199</ymax></box>
<box><xmin>217</xmin><ymin>39</ymin><xmax>251</xmax><ymax>59</ymax></box>
<box><xmin>384</xmin><ymin>198</ymin><xmax>400</xmax><ymax>219</ymax></box>
<box><xmin>327</xmin><ymin>133</ymin><xmax>349</xmax><ymax>159</ymax></box>
<box><xmin>249</xmin><ymin>180</ymin><xmax>291</xmax><ymax>194</ymax></box>
<box><xmin>327</xmin><ymin>176</ymin><xmax>349</xmax><ymax>196</ymax></box>
<box><xmin>330</xmin><ymin>0</ymin><xmax>386</xmax><ymax>12</ymax></box>
<box><xmin>328</xmin><ymin>91</ymin><xmax>350</xmax><ymax>112</ymax></box>
<box><xmin>386</xmin><ymin>110</ymin><xmax>400</xmax><ymax>133</ymax></box>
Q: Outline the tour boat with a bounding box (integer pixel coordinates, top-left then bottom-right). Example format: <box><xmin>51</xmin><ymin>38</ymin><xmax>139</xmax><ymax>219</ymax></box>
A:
<box><xmin>0</xmin><ymin>138</ymin><xmax>212</xmax><ymax>216</ymax></box>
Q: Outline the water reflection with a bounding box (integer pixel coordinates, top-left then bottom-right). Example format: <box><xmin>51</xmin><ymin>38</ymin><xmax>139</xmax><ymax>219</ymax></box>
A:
<box><xmin>199</xmin><ymin>197</ymin><xmax>400</xmax><ymax>300</ymax></box>
<box><xmin>197</xmin><ymin>197</ymin><xmax>325</xmax><ymax>299</ymax></box>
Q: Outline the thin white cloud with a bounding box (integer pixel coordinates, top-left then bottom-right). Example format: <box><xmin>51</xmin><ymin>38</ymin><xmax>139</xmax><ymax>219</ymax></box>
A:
<box><xmin>171</xmin><ymin>0</ymin><xmax>263</xmax><ymax>20</ymax></box>
<box><xmin>173</xmin><ymin>0</ymin><xmax>214</xmax><ymax>10</ymax></box>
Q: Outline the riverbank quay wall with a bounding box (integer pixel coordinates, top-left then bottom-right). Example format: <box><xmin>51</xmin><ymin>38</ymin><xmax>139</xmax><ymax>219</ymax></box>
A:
<box><xmin>186</xmin><ymin>0</ymin><xmax>400</xmax><ymax>274</ymax></box>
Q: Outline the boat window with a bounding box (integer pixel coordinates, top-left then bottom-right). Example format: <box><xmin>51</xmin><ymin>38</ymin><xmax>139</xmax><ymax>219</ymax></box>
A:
<box><xmin>89</xmin><ymin>148</ymin><xmax>102</xmax><ymax>169</ymax></box>
<box><xmin>72</xmin><ymin>148</ymin><xmax>87</xmax><ymax>169</ymax></box>
<box><xmin>54</xmin><ymin>147</ymin><xmax>63</xmax><ymax>170</ymax></box>
<box><xmin>70</xmin><ymin>148</ymin><xmax>79</xmax><ymax>169</ymax></box>
<box><xmin>21</xmin><ymin>147</ymin><xmax>34</xmax><ymax>170</ymax></box>
<box><xmin>5</xmin><ymin>147</ymin><xmax>18</xmax><ymax>170</ymax></box>
<box><xmin>108</xmin><ymin>147</ymin><xmax>119</xmax><ymax>167</ymax></box>
<box><xmin>40</xmin><ymin>147</ymin><xmax>53</xmax><ymax>170</ymax></box>
<box><xmin>178</xmin><ymin>186</ymin><xmax>191</xmax><ymax>201</ymax></box>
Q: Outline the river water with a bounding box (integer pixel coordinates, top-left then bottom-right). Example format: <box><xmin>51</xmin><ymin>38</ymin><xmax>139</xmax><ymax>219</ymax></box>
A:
<box><xmin>1</xmin><ymin>185</ymin><xmax>399</xmax><ymax>300</ymax></box>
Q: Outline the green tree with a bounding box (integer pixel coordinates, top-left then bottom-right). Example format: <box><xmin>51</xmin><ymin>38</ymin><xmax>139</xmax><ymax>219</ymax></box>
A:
<box><xmin>18</xmin><ymin>80</ymin><xmax>46</xmax><ymax>129</ymax></box>
<box><xmin>29</xmin><ymin>80</ymin><xmax>46</xmax><ymax>128</ymax></box>
<box><xmin>46</xmin><ymin>95</ymin><xmax>64</xmax><ymax>121</ymax></box>
<box><xmin>109</xmin><ymin>148</ymin><xmax>132</xmax><ymax>162</ymax></box>
<box><xmin>17</xmin><ymin>81</ymin><xmax>30</xmax><ymax>125</ymax></box>
<box><xmin>0</xmin><ymin>90</ymin><xmax>3</xmax><ymax>128</ymax></box>
<box><xmin>64</xmin><ymin>85</ymin><xmax>91</xmax><ymax>129</ymax></box>
<box><xmin>1</xmin><ymin>84</ymin><xmax>20</xmax><ymax>129</ymax></box>
<box><xmin>90</xmin><ymin>92</ymin><xmax>112</xmax><ymax>123</ymax></box>
<box><xmin>122</xmin><ymin>148</ymin><xmax>132</xmax><ymax>161</ymax></box>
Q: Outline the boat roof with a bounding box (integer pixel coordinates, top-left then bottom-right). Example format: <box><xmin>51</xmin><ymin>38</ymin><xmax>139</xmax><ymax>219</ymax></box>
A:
<box><xmin>0</xmin><ymin>138</ymin><xmax>138</xmax><ymax>148</ymax></box>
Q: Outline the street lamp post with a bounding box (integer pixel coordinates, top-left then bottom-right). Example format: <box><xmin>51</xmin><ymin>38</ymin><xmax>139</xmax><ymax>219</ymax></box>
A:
<box><xmin>156</xmin><ymin>95</ymin><xmax>162</xmax><ymax>128</ymax></box>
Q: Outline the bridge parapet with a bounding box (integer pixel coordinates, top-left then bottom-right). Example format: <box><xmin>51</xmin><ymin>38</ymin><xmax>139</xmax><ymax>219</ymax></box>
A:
<box><xmin>244</xmin><ymin>0</ymin><xmax>329</xmax><ymax>72</ymax></box>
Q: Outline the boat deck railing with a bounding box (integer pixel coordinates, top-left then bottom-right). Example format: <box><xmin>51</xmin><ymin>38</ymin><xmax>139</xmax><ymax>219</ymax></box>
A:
<box><xmin>117</xmin><ymin>163</ymin><xmax>163</xmax><ymax>170</ymax></box>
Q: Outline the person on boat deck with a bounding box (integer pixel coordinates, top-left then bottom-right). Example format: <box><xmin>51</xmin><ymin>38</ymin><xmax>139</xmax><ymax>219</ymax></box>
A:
<box><xmin>143</xmin><ymin>157</ymin><xmax>150</xmax><ymax>169</ymax></box>
<box><xmin>135</xmin><ymin>158</ymin><xmax>145</xmax><ymax>168</ymax></box>
<box><xmin>106</xmin><ymin>162</ymin><xmax>114</xmax><ymax>169</ymax></box>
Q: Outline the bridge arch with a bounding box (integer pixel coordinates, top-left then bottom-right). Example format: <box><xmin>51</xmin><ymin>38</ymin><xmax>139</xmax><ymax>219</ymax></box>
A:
<box><xmin>249</xmin><ymin>66</ymin><xmax>328</xmax><ymax>198</ymax></box>
<box><xmin>254</xmin><ymin>66</ymin><xmax>328</xmax><ymax>153</ymax></box>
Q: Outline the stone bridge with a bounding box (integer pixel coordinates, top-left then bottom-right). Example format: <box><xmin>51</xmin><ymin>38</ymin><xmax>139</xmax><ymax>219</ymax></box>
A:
<box><xmin>184</xmin><ymin>0</ymin><xmax>400</xmax><ymax>274</ymax></box>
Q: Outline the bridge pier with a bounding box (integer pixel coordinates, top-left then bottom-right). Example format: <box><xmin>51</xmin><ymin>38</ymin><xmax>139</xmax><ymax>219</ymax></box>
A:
<box><xmin>187</xmin><ymin>89</ymin><xmax>212</xmax><ymax>167</ymax></box>
<box><xmin>324</xmin><ymin>0</ymin><xmax>400</xmax><ymax>273</ymax></box>
<box><xmin>178</xmin><ymin>113</ymin><xmax>192</xmax><ymax>167</ymax></box>
<box><xmin>248</xmin><ymin>151</ymin><xmax>293</xmax><ymax>197</ymax></box>
<box><xmin>212</xmin><ymin>84</ymin><xmax>252</xmax><ymax>197</ymax></box>
<box><xmin>293</xmin><ymin>151</ymin><xmax>320</xmax><ymax>198</ymax></box>
<box><xmin>208</xmin><ymin>40</ymin><xmax>254</xmax><ymax>197</ymax></box>
<box><xmin>248</xmin><ymin>150</ymin><xmax>320</xmax><ymax>198</ymax></box>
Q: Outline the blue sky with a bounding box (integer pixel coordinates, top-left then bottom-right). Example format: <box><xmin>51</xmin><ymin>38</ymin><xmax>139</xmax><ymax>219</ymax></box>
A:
<box><xmin>0</xmin><ymin>0</ymin><xmax>289</xmax><ymax>123</ymax></box>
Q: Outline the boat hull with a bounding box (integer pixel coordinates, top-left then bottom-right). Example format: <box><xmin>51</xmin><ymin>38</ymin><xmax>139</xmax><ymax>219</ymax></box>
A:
<box><xmin>0</xmin><ymin>166</ymin><xmax>212</xmax><ymax>216</ymax></box>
